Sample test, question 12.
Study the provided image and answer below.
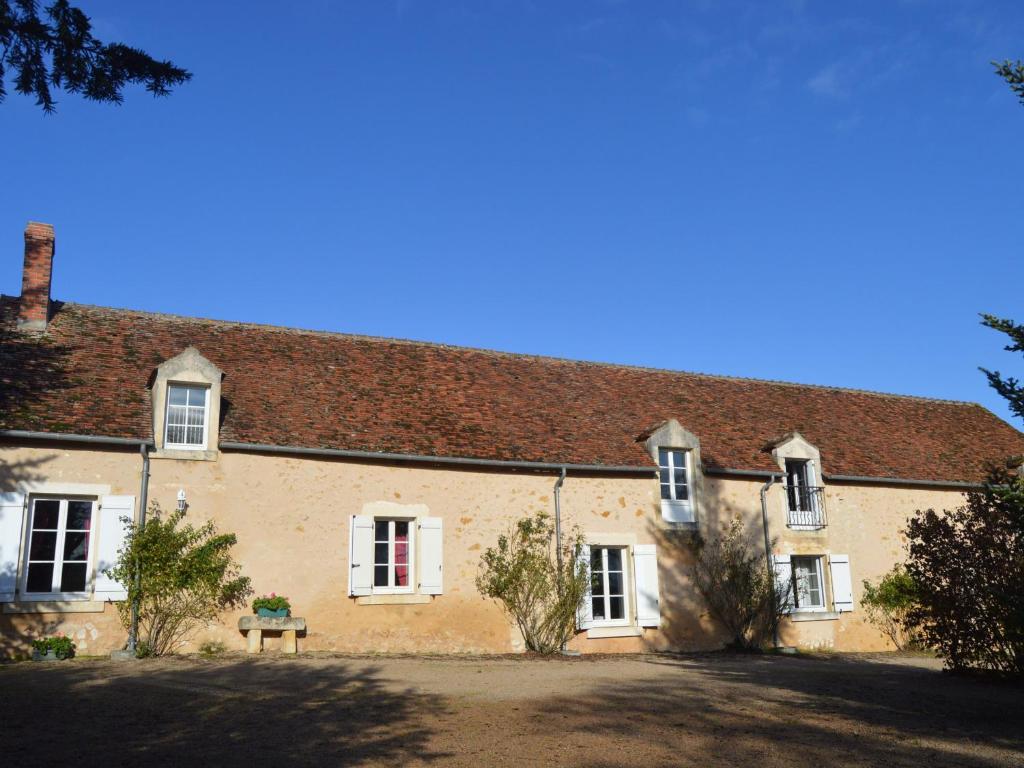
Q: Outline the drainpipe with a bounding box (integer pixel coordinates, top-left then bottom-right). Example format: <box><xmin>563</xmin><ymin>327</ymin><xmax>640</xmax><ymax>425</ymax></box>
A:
<box><xmin>553</xmin><ymin>467</ymin><xmax>566</xmax><ymax>573</ymax></box>
<box><xmin>127</xmin><ymin>443</ymin><xmax>150</xmax><ymax>656</ymax></box>
<box><xmin>759</xmin><ymin>475</ymin><xmax>782</xmax><ymax>649</ymax></box>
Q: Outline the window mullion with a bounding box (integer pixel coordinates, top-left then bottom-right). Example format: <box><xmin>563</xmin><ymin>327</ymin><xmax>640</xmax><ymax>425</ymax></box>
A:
<box><xmin>52</xmin><ymin>500</ymin><xmax>67</xmax><ymax>593</ymax></box>
<box><xmin>388</xmin><ymin>521</ymin><xmax>396</xmax><ymax>588</ymax></box>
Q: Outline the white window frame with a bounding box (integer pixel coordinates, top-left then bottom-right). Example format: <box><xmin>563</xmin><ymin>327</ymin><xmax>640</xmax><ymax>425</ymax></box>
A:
<box><xmin>658</xmin><ymin>448</ymin><xmax>693</xmax><ymax>522</ymax></box>
<box><xmin>589</xmin><ymin>545</ymin><xmax>631</xmax><ymax>628</ymax></box>
<box><xmin>371</xmin><ymin>518</ymin><xmax>415</xmax><ymax>595</ymax></box>
<box><xmin>20</xmin><ymin>496</ymin><xmax>98</xmax><ymax>601</ymax></box>
<box><xmin>791</xmin><ymin>555</ymin><xmax>827</xmax><ymax>612</ymax></box>
<box><xmin>164</xmin><ymin>383</ymin><xmax>211</xmax><ymax>450</ymax></box>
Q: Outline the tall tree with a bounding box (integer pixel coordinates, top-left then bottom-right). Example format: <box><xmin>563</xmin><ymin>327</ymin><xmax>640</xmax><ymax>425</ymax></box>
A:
<box><xmin>981</xmin><ymin>315</ymin><xmax>1024</xmax><ymax>423</ymax></box>
<box><xmin>981</xmin><ymin>63</ymin><xmax>1024</xmax><ymax>425</ymax></box>
<box><xmin>0</xmin><ymin>0</ymin><xmax>190</xmax><ymax>112</ymax></box>
<box><xmin>994</xmin><ymin>59</ymin><xmax>1024</xmax><ymax>105</ymax></box>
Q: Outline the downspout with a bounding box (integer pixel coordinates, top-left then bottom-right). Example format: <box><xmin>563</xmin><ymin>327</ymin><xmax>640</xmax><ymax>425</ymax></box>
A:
<box><xmin>554</xmin><ymin>467</ymin><xmax>566</xmax><ymax>573</ymax></box>
<box><xmin>759</xmin><ymin>475</ymin><xmax>780</xmax><ymax>649</ymax></box>
<box><xmin>553</xmin><ymin>467</ymin><xmax>576</xmax><ymax>654</ymax></box>
<box><xmin>127</xmin><ymin>443</ymin><xmax>150</xmax><ymax>656</ymax></box>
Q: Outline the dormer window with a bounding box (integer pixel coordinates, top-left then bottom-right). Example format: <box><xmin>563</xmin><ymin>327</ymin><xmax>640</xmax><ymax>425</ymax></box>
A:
<box><xmin>151</xmin><ymin>347</ymin><xmax>223</xmax><ymax>460</ymax></box>
<box><xmin>658</xmin><ymin>447</ymin><xmax>693</xmax><ymax>523</ymax></box>
<box><xmin>770</xmin><ymin>432</ymin><xmax>827</xmax><ymax>529</ymax></box>
<box><xmin>165</xmin><ymin>384</ymin><xmax>209</xmax><ymax>449</ymax></box>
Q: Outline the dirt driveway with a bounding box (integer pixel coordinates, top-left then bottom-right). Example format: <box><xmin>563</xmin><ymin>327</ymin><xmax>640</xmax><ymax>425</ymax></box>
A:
<box><xmin>1</xmin><ymin>652</ymin><xmax>1021</xmax><ymax>767</ymax></box>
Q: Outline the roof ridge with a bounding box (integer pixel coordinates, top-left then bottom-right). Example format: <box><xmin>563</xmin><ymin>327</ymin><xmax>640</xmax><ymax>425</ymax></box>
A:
<box><xmin>51</xmin><ymin>298</ymin><xmax>982</xmax><ymax>408</ymax></box>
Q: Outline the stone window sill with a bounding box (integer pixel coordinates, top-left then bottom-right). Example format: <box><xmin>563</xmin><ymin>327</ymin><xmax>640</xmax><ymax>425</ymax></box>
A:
<box><xmin>3</xmin><ymin>600</ymin><xmax>108</xmax><ymax>614</ymax></box>
<box><xmin>355</xmin><ymin>594</ymin><xmax>432</xmax><ymax>606</ymax></box>
<box><xmin>586</xmin><ymin>625</ymin><xmax>643</xmax><ymax>639</ymax></box>
<box><xmin>788</xmin><ymin>610</ymin><xmax>840</xmax><ymax>622</ymax></box>
<box><xmin>152</xmin><ymin>447</ymin><xmax>219</xmax><ymax>462</ymax></box>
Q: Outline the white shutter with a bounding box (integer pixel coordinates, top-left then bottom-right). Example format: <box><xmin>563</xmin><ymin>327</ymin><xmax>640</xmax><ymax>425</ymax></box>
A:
<box><xmin>773</xmin><ymin>554</ymin><xmax>794</xmax><ymax>613</ymax></box>
<box><xmin>633</xmin><ymin>544</ymin><xmax>661</xmax><ymax>628</ymax></box>
<box><xmin>829</xmin><ymin>554</ymin><xmax>854</xmax><ymax>612</ymax></box>
<box><xmin>94</xmin><ymin>495</ymin><xmax>135</xmax><ymax>600</ymax></box>
<box><xmin>0</xmin><ymin>493</ymin><xmax>26</xmax><ymax>601</ymax></box>
<box><xmin>576</xmin><ymin>543</ymin><xmax>593</xmax><ymax>630</ymax></box>
<box><xmin>348</xmin><ymin>515</ymin><xmax>374</xmax><ymax>596</ymax></box>
<box><xmin>418</xmin><ymin>517</ymin><xmax>443</xmax><ymax>595</ymax></box>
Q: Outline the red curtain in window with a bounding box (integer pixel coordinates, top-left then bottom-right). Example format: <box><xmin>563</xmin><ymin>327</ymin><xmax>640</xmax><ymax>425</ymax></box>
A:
<box><xmin>395</xmin><ymin>530</ymin><xmax>409</xmax><ymax>587</ymax></box>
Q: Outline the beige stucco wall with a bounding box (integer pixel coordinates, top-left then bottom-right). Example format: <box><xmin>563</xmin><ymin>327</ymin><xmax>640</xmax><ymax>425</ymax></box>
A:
<box><xmin>0</xmin><ymin>441</ymin><xmax>970</xmax><ymax>657</ymax></box>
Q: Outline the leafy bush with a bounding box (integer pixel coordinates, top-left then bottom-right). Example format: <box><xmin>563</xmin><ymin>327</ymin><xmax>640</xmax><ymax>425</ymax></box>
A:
<box><xmin>106</xmin><ymin>503</ymin><xmax>252</xmax><ymax>657</ymax></box>
<box><xmin>861</xmin><ymin>567</ymin><xmax>923</xmax><ymax>650</ymax></box>
<box><xmin>252</xmin><ymin>594</ymin><xmax>291</xmax><ymax>613</ymax></box>
<box><xmin>904</xmin><ymin>467</ymin><xmax>1024</xmax><ymax>674</ymax></box>
<box><xmin>690</xmin><ymin>519</ymin><xmax>783</xmax><ymax>651</ymax></box>
<box><xmin>476</xmin><ymin>511</ymin><xmax>588</xmax><ymax>654</ymax></box>
<box><xmin>32</xmin><ymin>634</ymin><xmax>75</xmax><ymax>659</ymax></box>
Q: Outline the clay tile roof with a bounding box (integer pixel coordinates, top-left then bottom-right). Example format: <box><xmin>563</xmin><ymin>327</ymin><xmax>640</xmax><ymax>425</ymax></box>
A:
<box><xmin>1</xmin><ymin>297</ymin><xmax>1022</xmax><ymax>483</ymax></box>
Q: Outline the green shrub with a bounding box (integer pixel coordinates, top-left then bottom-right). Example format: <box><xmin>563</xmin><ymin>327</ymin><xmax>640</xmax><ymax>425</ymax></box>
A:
<box><xmin>106</xmin><ymin>503</ymin><xmax>252</xmax><ymax>657</ymax></box>
<box><xmin>32</xmin><ymin>634</ymin><xmax>76</xmax><ymax>659</ymax></box>
<box><xmin>476</xmin><ymin>511</ymin><xmax>588</xmax><ymax>654</ymax></box>
<box><xmin>252</xmin><ymin>594</ymin><xmax>291</xmax><ymax>613</ymax></box>
<box><xmin>904</xmin><ymin>467</ymin><xmax>1024</xmax><ymax>674</ymax></box>
<box><xmin>861</xmin><ymin>566</ymin><xmax>922</xmax><ymax>650</ymax></box>
<box><xmin>690</xmin><ymin>518</ymin><xmax>783</xmax><ymax>651</ymax></box>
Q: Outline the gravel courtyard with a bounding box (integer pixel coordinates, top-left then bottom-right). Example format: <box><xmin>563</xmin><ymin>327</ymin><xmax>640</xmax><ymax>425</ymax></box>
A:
<box><xmin>1</xmin><ymin>652</ymin><xmax>1021</xmax><ymax>767</ymax></box>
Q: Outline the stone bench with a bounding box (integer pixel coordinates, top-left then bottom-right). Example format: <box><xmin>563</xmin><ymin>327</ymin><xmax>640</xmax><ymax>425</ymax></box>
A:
<box><xmin>238</xmin><ymin>616</ymin><xmax>306</xmax><ymax>654</ymax></box>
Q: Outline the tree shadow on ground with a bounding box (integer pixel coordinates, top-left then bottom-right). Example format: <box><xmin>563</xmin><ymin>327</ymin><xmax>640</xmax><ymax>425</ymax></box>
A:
<box><xmin>0</xmin><ymin>657</ymin><xmax>450</xmax><ymax>767</ymax></box>
<box><xmin>535</xmin><ymin>653</ymin><xmax>1024</xmax><ymax>767</ymax></box>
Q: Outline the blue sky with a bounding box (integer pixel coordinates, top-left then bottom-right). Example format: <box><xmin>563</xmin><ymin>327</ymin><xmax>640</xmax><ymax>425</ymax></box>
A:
<box><xmin>2</xmin><ymin>1</ymin><xmax>1022</xmax><ymax>425</ymax></box>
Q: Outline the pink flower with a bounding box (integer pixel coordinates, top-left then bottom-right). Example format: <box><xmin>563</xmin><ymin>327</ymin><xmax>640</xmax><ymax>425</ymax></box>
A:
<box><xmin>271</xmin><ymin>592</ymin><xmax>276</xmax><ymax>597</ymax></box>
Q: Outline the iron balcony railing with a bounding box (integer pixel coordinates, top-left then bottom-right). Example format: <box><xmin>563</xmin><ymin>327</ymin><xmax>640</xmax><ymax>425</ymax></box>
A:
<box><xmin>785</xmin><ymin>485</ymin><xmax>827</xmax><ymax>528</ymax></box>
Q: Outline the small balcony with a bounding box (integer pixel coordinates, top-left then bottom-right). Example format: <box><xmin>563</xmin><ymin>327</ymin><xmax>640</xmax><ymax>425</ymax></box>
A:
<box><xmin>785</xmin><ymin>485</ymin><xmax>827</xmax><ymax>528</ymax></box>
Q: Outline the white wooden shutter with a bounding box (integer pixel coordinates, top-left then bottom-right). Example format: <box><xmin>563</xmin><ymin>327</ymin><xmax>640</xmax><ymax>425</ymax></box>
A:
<box><xmin>418</xmin><ymin>517</ymin><xmax>443</xmax><ymax>595</ymax></box>
<box><xmin>348</xmin><ymin>515</ymin><xmax>374</xmax><ymax>596</ymax></box>
<box><xmin>633</xmin><ymin>544</ymin><xmax>661</xmax><ymax>628</ymax></box>
<box><xmin>829</xmin><ymin>554</ymin><xmax>854</xmax><ymax>612</ymax></box>
<box><xmin>94</xmin><ymin>495</ymin><xmax>135</xmax><ymax>601</ymax></box>
<box><xmin>576</xmin><ymin>543</ymin><xmax>593</xmax><ymax>630</ymax></box>
<box><xmin>773</xmin><ymin>554</ymin><xmax>794</xmax><ymax>613</ymax></box>
<box><xmin>0</xmin><ymin>493</ymin><xmax>26</xmax><ymax>601</ymax></box>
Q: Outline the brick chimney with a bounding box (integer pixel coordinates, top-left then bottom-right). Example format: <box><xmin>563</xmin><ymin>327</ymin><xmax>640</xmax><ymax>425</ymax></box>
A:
<box><xmin>18</xmin><ymin>221</ymin><xmax>55</xmax><ymax>332</ymax></box>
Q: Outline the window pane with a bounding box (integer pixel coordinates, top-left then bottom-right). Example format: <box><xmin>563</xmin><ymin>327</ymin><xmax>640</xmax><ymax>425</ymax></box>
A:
<box><xmin>590</xmin><ymin>549</ymin><xmax>603</xmax><ymax>571</ymax></box>
<box><xmin>167</xmin><ymin>405</ymin><xmax>186</xmax><ymax>426</ymax></box>
<box><xmin>33</xmin><ymin>500</ymin><xmax>60</xmax><ymax>529</ymax></box>
<box><xmin>26</xmin><ymin>562</ymin><xmax>54</xmax><ymax>592</ymax></box>
<box><xmin>29</xmin><ymin>531</ymin><xmax>57</xmax><ymax>560</ymax></box>
<box><xmin>659</xmin><ymin>468</ymin><xmax>670</xmax><ymax>485</ymax></box>
<box><xmin>187</xmin><ymin>387</ymin><xmax>207</xmax><ymax>406</ymax></box>
<box><xmin>657</xmin><ymin>448</ymin><xmax>668</xmax><ymax>467</ymax></box>
<box><xmin>374</xmin><ymin>542</ymin><xmax>388</xmax><ymax>565</ymax></box>
<box><xmin>393</xmin><ymin>562</ymin><xmax>409</xmax><ymax>587</ymax></box>
<box><xmin>609</xmin><ymin>596</ymin><xmax>625</xmax><ymax>620</ymax></box>
<box><xmin>674</xmin><ymin>450</ymin><xmax>686</xmax><ymax>469</ymax></box>
<box><xmin>374</xmin><ymin>520</ymin><xmax>389</xmax><ymax>540</ymax></box>
<box><xmin>63</xmin><ymin>532</ymin><xmax>89</xmax><ymax>561</ymax></box>
<box><xmin>185</xmin><ymin>426</ymin><xmax>204</xmax><ymax>445</ymax></box>
<box><xmin>591</xmin><ymin>573</ymin><xmax>605</xmax><ymax>596</ymax></box>
<box><xmin>66</xmin><ymin>501</ymin><xmax>92</xmax><ymax>530</ymax></box>
<box><xmin>608</xmin><ymin>571</ymin><xmax>623</xmax><ymax>596</ymax></box>
<box><xmin>591</xmin><ymin>597</ymin><xmax>605</xmax><ymax>620</ymax></box>
<box><xmin>374</xmin><ymin>565</ymin><xmax>389</xmax><ymax>587</ymax></box>
<box><xmin>186</xmin><ymin>407</ymin><xmax>204</xmax><ymax>426</ymax></box>
<box><xmin>168</xmin><ymin>386</ymin><xmax>188</xmax><ymax>406</ymax></box>
<box><xmin>606</xmin><ymin>549</ymin><xmax>622</xmax><ymax>571</ymax></box>
<box><xmin>60</xmin><ymin>563</ymin><xmax>88</xmax><ymax>592</ymax></box>
<box><xmin>660</xmin><ymin>483</ymin><xmax>672</xmax><ymax>500</ymax></box>
<box><xmin>673</xmin><ymin>468</ymin><xmax>687</xmax><ymax>487</ymax></box>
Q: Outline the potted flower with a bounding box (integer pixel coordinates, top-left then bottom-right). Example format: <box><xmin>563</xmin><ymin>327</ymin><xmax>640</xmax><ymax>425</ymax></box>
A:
<box><xmin>252</xmin><ymin>593</ymin><xmax>291</xmax><ymax>618</ymax></box>
<box><xmin>31</xmin><ymin>634</ymin><xmax>76</xmax><ymax>661</ymax></box>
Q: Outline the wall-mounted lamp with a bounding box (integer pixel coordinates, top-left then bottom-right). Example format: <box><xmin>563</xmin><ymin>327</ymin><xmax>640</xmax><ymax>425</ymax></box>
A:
<box><xmin>176</xmin><ymin>488</ymin><xmax>187</xmax><ymax>513</ymax></box>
